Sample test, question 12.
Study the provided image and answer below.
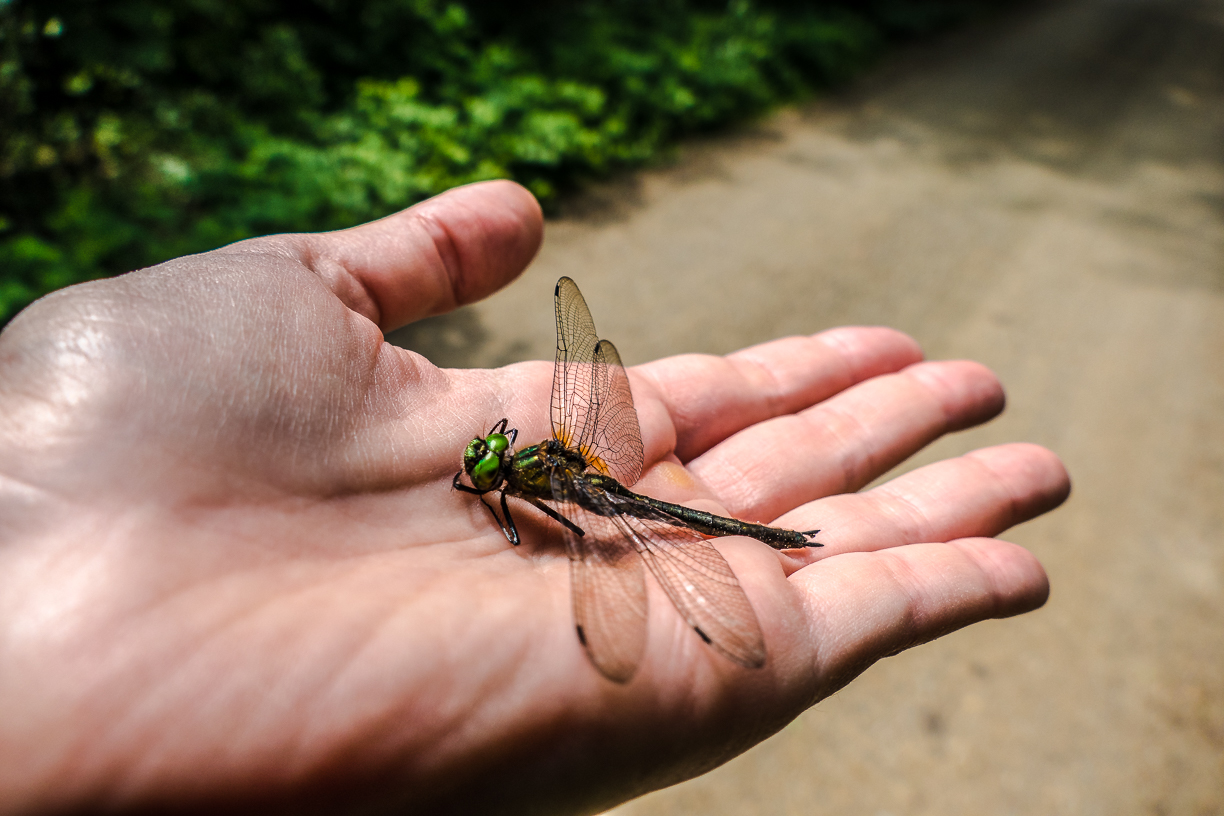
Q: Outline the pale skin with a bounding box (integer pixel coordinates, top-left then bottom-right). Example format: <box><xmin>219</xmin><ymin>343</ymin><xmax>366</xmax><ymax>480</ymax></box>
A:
<box><xmin>0</xmin><ymin>180</ymin><xmax>1069</xmax><ymax>814</ymax></box>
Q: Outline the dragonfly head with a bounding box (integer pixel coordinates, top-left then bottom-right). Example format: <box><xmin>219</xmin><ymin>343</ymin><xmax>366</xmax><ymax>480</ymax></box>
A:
<box><xmin>463</xmin><ymin>430</ymin><xmax>512</xmax><ymax>492</ymax></box>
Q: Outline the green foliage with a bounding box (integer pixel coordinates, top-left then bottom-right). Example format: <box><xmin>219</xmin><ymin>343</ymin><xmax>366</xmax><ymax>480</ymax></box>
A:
<box><xmin>0</xmin><ymin>0</ymin><xmax>991</xmax><ymax>323</ymax></box>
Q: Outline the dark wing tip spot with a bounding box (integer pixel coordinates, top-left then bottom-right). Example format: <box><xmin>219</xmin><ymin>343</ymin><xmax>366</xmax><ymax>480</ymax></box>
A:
<box><xmin>694</xmin><ymin>626</ymin><xmax>712</xmax><ymax>645</ymax></box>
<box><xmin>576</xmin><ymin>625</ymin><xmax>587</xmax><ymax>646</ymax></box>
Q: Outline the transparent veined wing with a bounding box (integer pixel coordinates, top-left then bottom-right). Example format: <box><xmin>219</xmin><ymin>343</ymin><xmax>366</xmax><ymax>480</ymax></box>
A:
<box><xmin>551</xmin><ymin>277</ymin><xmax>600</xmax><ymax>453</ymax></box>
<box><xmin>551</xmin><ymin>277</ymin><xmax>643</xmax><ymax>486</ymax></box>
<box><xmin>553</xmin><ymin>475</ymin><xmax>767</xmax><ymax>680</ymax></box>
<box><xmin>548</xmin><ymin>468</ymin><xmax>648</xmax><ymax>683</ymax></box>
<box><xmin>586</xmin><ymin>339</ymin><xmax>644</xmax><ymax>486</ymax></box>
<box><xmin>616</xmin><ymin>508</ymin><xmax>767</xmax><ymax>670</ymax></box>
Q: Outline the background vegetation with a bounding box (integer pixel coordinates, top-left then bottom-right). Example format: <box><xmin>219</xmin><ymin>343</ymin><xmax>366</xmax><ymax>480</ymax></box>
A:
<box><xmin>1</xmin><ymin>0</ymin><xmax>992</xmax><ymax>323</ymax></box>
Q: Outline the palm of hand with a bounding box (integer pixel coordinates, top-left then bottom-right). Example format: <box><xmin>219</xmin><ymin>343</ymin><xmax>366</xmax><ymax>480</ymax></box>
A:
<box><xmin>0</xmin><ymin>182</ymin><xmax>1067</xmax><ymax>814</ymax></box>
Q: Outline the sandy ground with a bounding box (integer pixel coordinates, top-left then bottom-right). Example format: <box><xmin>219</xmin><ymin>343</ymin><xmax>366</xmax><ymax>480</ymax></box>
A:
<box><xmin>390</xmin><ymin>0</ymin><xmax>1224</xmax><ymax>812</ymax></box>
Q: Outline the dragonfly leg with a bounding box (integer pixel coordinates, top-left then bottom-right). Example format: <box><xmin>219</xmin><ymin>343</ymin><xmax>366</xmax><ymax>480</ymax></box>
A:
<box><xmin>498</xmin><ymin>491</ymin><xmax>522</xmax><ymax>546</ymax></box>
<box><xmin>454</xmin><ymin>472</ymin><xmax>518</xmax><ymax>544</ymax></box>
<box><xmin>526</xmin><ymin>497</ymin><xmax>586</xmax><ymax>538</ymax></box>
<box><xmin>453</xmin><ymin>468</ymin><xmax>506</xmax><ymax>494</ymax></box>
<box><xmin>471</xmin><ymin>493</ymin><xmax>517</xmax><ymax>546</ymax></box>
<box><xmin>452</xmin><ymin>471</ymin><xmax>484</xmax><ymax>494</ymax></box>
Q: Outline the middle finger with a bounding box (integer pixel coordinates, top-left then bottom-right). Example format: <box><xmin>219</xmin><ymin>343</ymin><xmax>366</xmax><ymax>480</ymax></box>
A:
<box><xmin>690</xmin><ymin>358</ymin><xmax>1005</xmax><ymax>523</ymax></box>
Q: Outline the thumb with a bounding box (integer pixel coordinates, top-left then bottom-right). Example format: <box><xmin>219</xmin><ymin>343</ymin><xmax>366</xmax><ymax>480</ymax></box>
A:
<box><xmin>220</xmin><ymin>180</ymin><xmax>544</xmax><ymax>331</ymax></box>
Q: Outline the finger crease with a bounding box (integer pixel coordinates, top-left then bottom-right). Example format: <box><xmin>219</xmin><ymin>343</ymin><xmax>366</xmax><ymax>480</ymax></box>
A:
<box><xmin>871</xmin><ymin>487</ymin><xmax>931</xmax><ymax>546</ymax></box>
<box><xmin>415</xmin><ymin>208</ymin><xmax>469</xmax><ymax>304</ymax></box>
<box><xmin>954</xmin><ymin>539</ymin><xmax>1007</xmax><ymax>618</ymax></box>
<box><xmin>733</xmin><ymin>354</ymin><xmax>785</xmax><ymax>417</ymax></box>
<box><xmin>298</xmin><ymin>242</ymin><xmax>382</xmax><ymax>326</ymax></box>
<box><xmin>908</xmin><ymin>366</ymin><xmax>961</xmax><ymax>433</ymax></box>
<box><xmin>964</xmin><ymin>455</ymin><xmax>1024</xmax><ymax>529</ymax></box>
<box><xmin>879</xmin><ymin>551</ymin><xmax>926</xmax><ymax>644</ymax></box>
<box><xmin>811</xmin><ymin>405</ymin><xmax>878</xmax><ymax>493</ymax></box>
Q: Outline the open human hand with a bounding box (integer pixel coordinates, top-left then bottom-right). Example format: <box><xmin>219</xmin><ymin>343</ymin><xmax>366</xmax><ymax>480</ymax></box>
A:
<box><xmin>0</xmin><ymin>180</ymin><xmax>1069</xmax><ymax>814</ymax></box>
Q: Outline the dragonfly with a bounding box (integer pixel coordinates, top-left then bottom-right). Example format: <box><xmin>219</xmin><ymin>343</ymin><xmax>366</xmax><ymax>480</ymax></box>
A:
<box><xmin>454</xmin><ymin>277</ymin><xmax>821</xmax><ymax>682</ymax></box>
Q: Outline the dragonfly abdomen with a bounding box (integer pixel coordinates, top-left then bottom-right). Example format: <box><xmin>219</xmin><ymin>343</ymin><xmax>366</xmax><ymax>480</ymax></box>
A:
<box><xmin>583</xmin><ymin>473</ymin><xmax>818</xmax><ymax>549</ymax></box>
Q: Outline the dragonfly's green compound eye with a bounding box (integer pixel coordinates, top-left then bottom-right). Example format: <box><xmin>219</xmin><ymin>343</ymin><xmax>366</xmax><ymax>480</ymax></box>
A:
<box><xmin>486</xmin><ymin>432</ymin><xmax>510</xmax><ymax>454</ymax></box>
<box><xmin>471</xmin><ymin>450</ymin><xmax>503</xmax><ymax>491</ymax></box>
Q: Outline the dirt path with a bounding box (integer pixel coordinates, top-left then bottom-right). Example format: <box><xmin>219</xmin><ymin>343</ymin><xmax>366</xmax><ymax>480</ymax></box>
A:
<box><xmin>392</xmin><ymin>0</ymin><xmax>1224</xmax><ymax>811</ymax></box>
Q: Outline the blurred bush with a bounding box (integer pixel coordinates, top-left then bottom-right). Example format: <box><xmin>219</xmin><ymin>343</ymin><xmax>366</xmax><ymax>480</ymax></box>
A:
<box><xmin>0</xmin><ymin>0</ymin><xmax>992</xmax><ymax>323</ymax></box>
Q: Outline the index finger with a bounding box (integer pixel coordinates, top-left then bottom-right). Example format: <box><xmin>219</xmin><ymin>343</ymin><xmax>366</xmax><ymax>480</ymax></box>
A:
<box><xmin>636</xmin><ymin>327</ymin><xmax>924</xmax><ymax>462</ymax></box>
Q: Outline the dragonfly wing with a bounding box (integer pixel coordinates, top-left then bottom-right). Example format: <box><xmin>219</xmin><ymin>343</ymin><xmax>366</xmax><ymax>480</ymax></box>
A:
<box><xmin>569</xmin><ymin>530</ymin><xmax>648</xmax><ymax>683</ymax></box>
<box><xmin>549</xmin><ymin>469</ymin><xmax>648</xmax><ymax>683</ymax></box>
<box><xmin>587</xmin><ymin>340</ymin><xmax>644</xmax><ymax>486</ymax></box>
<box><xmin>634</xmin><ymin>521</ymin><xmax>767</xmax><ymax>669</ymax></box>
<box><xmin>582</xmin><ymin>488</ymin><xmax>768</xmax><ymax>670</ymax></box>
<box><xmin>551</xmin><ymin>277</ymin><xmax>600</xmax><ymax>452</ymax></box>
<box><xmin>551</xmin><ymin>278</ymin><xmax>644</xmax><ymax>487</ymax></box>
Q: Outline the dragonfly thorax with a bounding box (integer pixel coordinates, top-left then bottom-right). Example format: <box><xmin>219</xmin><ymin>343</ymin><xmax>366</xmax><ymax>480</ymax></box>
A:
<box><xmin>500</xmin><ymin>438</ymin><xmax>589</xmax><ymax>501</ymax></box>
<box><xmin>535</xmin><ymin>438</ymin><xmax>594</xmax><ymax>483</ymax></box>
